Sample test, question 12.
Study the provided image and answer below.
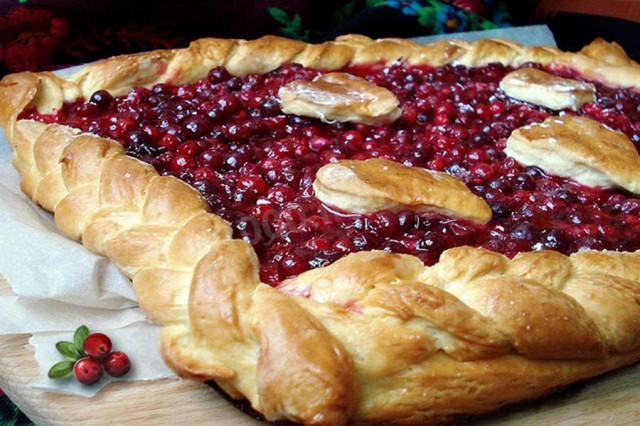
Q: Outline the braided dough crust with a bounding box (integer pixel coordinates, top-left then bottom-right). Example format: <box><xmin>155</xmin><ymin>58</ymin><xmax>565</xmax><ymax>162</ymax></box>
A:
<box><xmin>1</xmin><ymin>35</ymin><xmax>640</xmax><ymax>425</ymax></box>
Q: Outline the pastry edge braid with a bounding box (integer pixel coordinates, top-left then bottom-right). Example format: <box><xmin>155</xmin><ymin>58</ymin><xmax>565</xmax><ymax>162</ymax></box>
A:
<box><xmin>1</xmin><ymin>35</ymin><xmax>640</xmax><ymax>425</ymax></box>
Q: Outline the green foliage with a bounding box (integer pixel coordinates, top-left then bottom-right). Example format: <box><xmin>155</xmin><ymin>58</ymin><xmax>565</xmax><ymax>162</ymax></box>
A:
<box><xmin>417</xmin><ymin>6</ymin><xmax>437</xmax><ymax>27</ymax></box>
<box><xmin>267</xmin><ymin>7</ymin><xmax>311</xmax><ymax>41</ymax></box>
<box><xmin>417</xmin><ymin>0</ymin><xmax>446</xmax><ymax>27</ymax></box>
<box><xmin>56</xmin><ymin>341</ymin><xmax>80</xmax><ymax>361</ymax></box>
<box><xmin>48</xmin><ymin>361</ymin><xmax>74</xmax><ymax>379</ymax></box>
<box><xmin>267</xmin><ymin>7</ymin><xmax>289</xmax><ymax>24</ymax></box>
<box><xmin>48</xmin><ymin>325</ymin><xmax>92</xmax><ymax>380</ymax></box>
<box><xmin>329</xmin><ymin>1</ymin><xmax>359</xmax><ymax>28</ymax></box>
<box><xmin>73</xmin><ymin>325</ymin><xmax>89</xmax><ymax>356</ymax></box>
<box><xmin>365</xmin><ymin>0</ymin><xmax>388</xmax><ymax>7</ymax></box>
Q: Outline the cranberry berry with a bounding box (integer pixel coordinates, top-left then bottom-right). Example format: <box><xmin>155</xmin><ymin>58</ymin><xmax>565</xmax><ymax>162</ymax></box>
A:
<box><xmin>103</xmin><ymin>351</ymin><xmax>132</xmax><ymax>377</ymax></box>
<box><xmin>83</xmin><ymin>333</ymin><xmax>113</xmax><ymax>360</ymax></box>
<box><xmin>73</xmin><ymin>357</ymin><xmax>103</xmax><ymax>385</ymax></box>
<box><xmin>89</xmin><ymin>90</ymin><xmax>113</xmax><ymax>110</ymax></box>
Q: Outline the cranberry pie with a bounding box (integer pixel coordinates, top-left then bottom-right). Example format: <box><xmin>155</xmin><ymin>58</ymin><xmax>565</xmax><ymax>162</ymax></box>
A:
<box><xmin>2</xmin><ymin>35</ymin><xmax>640</xmax><ymax>424</ymax></box>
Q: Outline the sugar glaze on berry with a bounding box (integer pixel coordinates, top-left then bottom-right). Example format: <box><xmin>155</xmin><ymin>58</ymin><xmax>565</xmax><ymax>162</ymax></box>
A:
<box><xmin>24</xmin><ymin>61</ymin><xmax>640</xmax><ymax>285</ymax></box>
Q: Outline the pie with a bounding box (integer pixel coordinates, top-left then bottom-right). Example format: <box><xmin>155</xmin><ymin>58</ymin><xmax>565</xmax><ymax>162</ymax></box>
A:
<box><xmin>1</xmin><ymin>34</ymin><xmax>640</xmax><ymax>424</ymax></box>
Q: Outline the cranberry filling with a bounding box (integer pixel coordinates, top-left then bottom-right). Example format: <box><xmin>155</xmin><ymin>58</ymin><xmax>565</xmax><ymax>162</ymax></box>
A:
<box><xmin>24</xmin><ymin>61</ymin><xmax>640</xmax><ymax>285</ymax></box>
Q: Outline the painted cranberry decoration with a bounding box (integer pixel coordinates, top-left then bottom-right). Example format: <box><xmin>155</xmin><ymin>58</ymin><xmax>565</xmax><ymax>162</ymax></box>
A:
<box><xmin>48</xmin><ymin>325</ymin><xmax>133</xmax><ymax>385</ymax></box>
<box><xmin>83</xmin><ymin>333</ymin><xmax>113</xmax><ymax>360</ymax></box>
<box><xmin>73</xmin><ymin>357</ymin><xmax>103</xmax><ymax>385</ymax></box>
<box><xmin>104</xmin><ymin>351</ymin><xmax>132</xmax><ymax>377</ymax></box>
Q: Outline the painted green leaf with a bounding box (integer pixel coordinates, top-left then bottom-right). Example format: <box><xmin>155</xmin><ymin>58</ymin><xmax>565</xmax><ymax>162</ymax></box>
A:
<box><xmin>73</xmin><ymin>325</ymin><xmax>89</xmax><ymax>354</ymax></box>
<box><xmin>56</xmin><ymin>341</ymin><xmax>80</xmax><ymax>361</ymax></box>
<box><xmin>48</xmin><ymin>361</ymin><xmax>74</xmax><ymax>379</ymax></box>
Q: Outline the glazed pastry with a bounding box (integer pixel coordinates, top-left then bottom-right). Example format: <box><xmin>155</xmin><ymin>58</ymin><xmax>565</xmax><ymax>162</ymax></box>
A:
<box><xmin>499</xmin><ymin>68</ymin><xmax>596</xmax><ymax>111</ymax></box>
<box><xmin>505</xmin><ymin>115</ymin><xmax>640</xmax><ymax>193</ymax></box>
<box><xmin>1</xmin><ymin>35</ymin><xmax>640</xmax><ymax>425</ymax></box>
<box><xmin>279</xmin><ymin>72</ymin><xmax>401</xmax><ymax>125</ymax></box>
<box><xmin>314</xmin><ymin>158</ymin><xmax>492</xmax><ymax>223</ymax></box>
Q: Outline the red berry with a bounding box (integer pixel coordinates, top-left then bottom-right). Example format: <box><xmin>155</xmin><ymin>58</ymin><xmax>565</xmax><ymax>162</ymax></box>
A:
<box><xmin>83</xmin><ymin>333</ymin><xmax>112</xmax><ymax>360</ymax></box>
<box><xmin>170</xmin><ymin>154</ymin><xmax>197</xmax><ymax>172</ymax></box>
<box><xmin>141</xmin><ymin>124</ymin><xmax>161</xmax><ymax>143</ymax></box>
<box><xmin>280</xmin><ymin>253</ymin><xmax>308</xmax><ymax>276</ymax></box>
<box><xmin>74</xmin><ymin>357</ymin><xmax>103</xmax><ymax>385</ymax></box>
<box><xmin>303</xmin><ymin>237</ymin><xmax>332</xmax><ymax>251</ymax></box>
<box><xmin>159</xmin><ymin>134</ymin><xmax>180</xmax><ymax>150</ymax></box>
<box><xmin>103</xmin><ymin>351</ymin><xmax>131</xmax><ymax>377</ymax></box>
<box><xmin>237</xmin><ymin>175</ymin><xmax>268</xmax><ymax>194</ymax></box>
<box><xmin>309</xmin><ymin>136</ymin><xmax>331</xmax><ymax>151</ymax></box>
<box><xmin>250</xmin><ymin>204</ymin><xmax>276</xmax><ymax>222</ymax></box>
<box><xmin>192</xmin><ymin>166</ymin><xmax>217</xmax><ymax>182</ymax></box>
<box><xmin>333</xmin><ymin>237</ymin><xmax>354</xmax><ymax>253</ymax></box>
<box><xmin>176</xmin><ymin>140</ymin><xmax>202</xmax><ymax>156</ymax></box>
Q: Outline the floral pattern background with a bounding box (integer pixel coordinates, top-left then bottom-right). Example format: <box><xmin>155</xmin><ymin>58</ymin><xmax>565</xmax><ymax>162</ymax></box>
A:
<box><xmin>0</xmin><ymin>0</ymin><xmax>513</xmax><ymax>76</ymax></box>
<box><xmin>361</xmin><ymin>0</ymin><xmax>510</xmax><ymax>32</ymax></box>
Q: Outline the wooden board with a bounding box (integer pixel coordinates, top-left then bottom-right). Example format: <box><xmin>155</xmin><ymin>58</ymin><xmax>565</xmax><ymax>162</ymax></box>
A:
<box><xmin>1</xmin><ymin>274</ymin><xmax>640</xmax><ymax>425</ymax></box>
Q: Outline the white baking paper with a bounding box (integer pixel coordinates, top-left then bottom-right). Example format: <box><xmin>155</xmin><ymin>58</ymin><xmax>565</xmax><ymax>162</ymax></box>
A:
<box><xmin>29</xmin><ymin>322</ymin><xmax>174</xmax><ymax>397</ymax></box>
<box><xmin>411</xmin><ymin>24</ymin><xmax>556</xmax><ymax>46</ymax></box>
<box><xmin>0</xmin><ymin>26</ymin><xmax>557</xmax><ymax>397</ymax></box>
<box><xmin>0</xmin><ymin>116</ymin><xmax>177</xmax><ymax>395</ymax></box>
<box><xmin>0</xmin><ymin>185</ymin><xmax>137</xmax><ymax>309</ymax></box>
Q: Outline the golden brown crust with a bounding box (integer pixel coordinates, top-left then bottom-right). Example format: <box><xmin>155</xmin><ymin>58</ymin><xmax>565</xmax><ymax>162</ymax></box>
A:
<box><xmin>280</xmin><ymin>247</ymin><xmax>640</xmax><ymax>423</ymax></box>
<box><xmin>2</xmin><ymin>35</ymin><xmax>640</xmax><ymax>425</ymax></box>
<box><xmin>499</xmin><ymin>68</ymin><xmax>596</xmax><ymax>111</ymax></box>
<box><xmin>279</xmin><ymin>72</ymin><xmax>401</xmax><ymax>125</ymax></box>
<box><xmin>252</xmin><ymin>285</ymin><xmax>359</xmax><ymax>425</ymax></box>
<box><xmin>505</xmin><ymin>115</ymin><xmax>640</xmax><ymax>193</ymax></box>
<box><xmin>313</xmin><ymin>158</ymin><xmax>492</xmax><ymax>223</ymax></box>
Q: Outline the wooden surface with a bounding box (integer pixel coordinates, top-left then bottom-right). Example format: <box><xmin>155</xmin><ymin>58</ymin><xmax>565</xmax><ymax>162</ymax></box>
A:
<box><xmin>1</xmin><ymin>274</ymin><xmax>640</xmax><ymax>425</ymax></box>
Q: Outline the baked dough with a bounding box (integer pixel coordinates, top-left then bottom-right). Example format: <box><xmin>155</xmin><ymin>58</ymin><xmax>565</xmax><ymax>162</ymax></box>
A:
<box><xmin>505</xmin><ymin>115</ymin><xmax>640</xmax><ymax>193</ymax></box>
<box><xmin>499</xmin><ymin>68</ymin><xmax>596</xmax><ymax>111</ymax></box>
<box><xmin>314</xmin><ymin>158</ymin><xmax>492</xmax><ymax>223</ymax></box>
<box><xmin>279</xmin><ymin>72</ymin><xmax>401</xmax><ymax>125</ymax></box>
<box><xmin>1</xmin><ymin>36</ymin><xmax>640</xmax><ymax>425</ymax></box>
